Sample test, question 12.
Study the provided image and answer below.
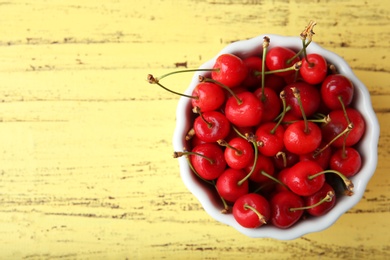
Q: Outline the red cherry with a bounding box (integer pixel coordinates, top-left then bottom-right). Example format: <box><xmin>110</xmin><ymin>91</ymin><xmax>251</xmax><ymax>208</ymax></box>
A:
<box><xmin>304</xmin><ymin>183</ymin><xmax>336</xmax><ymax>217</ymax></box>
<box><xmin>275</xmin><ymin>168</ymin><xmax>291</xmax><ymax>192</ymax></box>
<box><xmin>233</xmin><ymin>193</ymin><xmax>270</xmax><ymax>228</ymax></box>
<box><xmin>255</xmin><ymin>122</ymin><xmax>285</xmax><ymax>157</ymax></box>
<box><xmin>221</xmin><ymin>137</ymin><xmax>254</xmax><ymax>170</ymax></box>
<box><xmin>285</xmin><ymin>161</ymin><xmax>325</xmax><ymax>196</ymax></box>
<box><xmin>191</xmin><ymin>82</ymin><xmax>225</xmax><ymax>112</ymax></box>
<box><xmin>242</xmin><ymin>56</ymin><xmax>263</xmax><ymax>88</ymax></box>
<box><xmin>330</xmin><ymin>147</ymin><xmax>362</xmax><ymax>177</ymax></box>
<box><xmin>216</xmin><ymin>168</ymin><xmax>249</xmax><ymax>203</ymax></box>
<box><xmin>190</xmin><ymin>133</ymin><xmax>207</xmax><ymax>148</ymax></box>
<box><xmin>245</xmin><ymin>153</ymin><xmax>275</xmax><ymax>183</ymax></box>
<box><xmin>188</xmin><ymin>143</ymin><xmax>227</xmax><ymax>180</ymax></box>
<box><xmin>224</xmin><ymin>91</ymin><xmax>264</xmax><ymax>127</ymax></box>
<box><xmin>283</xmin><ymin>121</ymin><xmax>322</xmax><ymax>155</ymax></box>
<box><xmin>299</xmin><ymin>141</ymin><xmax>332</xmax><ymax>170</ymax></box>
<box><xmin>224</xmin><ymin>125</ymin><xmax>254</xmax><ymax>142</ymax></box>
<box><xmin>280</xmin><ymin>111</ymin><xmax>300</xmax><ymax>128</ymax></box>
<box><xmin>266</xmin><ymin>46</ymin><xmax>300</xmax><ymax>77</ymax></box>
<box><xmin>193</xmin><ymin>110</ymin><xmax>231</xmax><ymax>143</ymax></box>
<box><xmin>253</xmin><ymin>87</ymin><xmax>282</xmax><ymax>122</ymax></box>
<box><xmin>211</xmin><ymin>53</ymin><xmax>248</xmax><ymax>88</ymax></box>
<box><xmin>270</xmin><ymin>190</ymin><xmax>304</xmax><ymax>229</ymax></box>
<box><xmin>321</xmin><ymin>74</ymin><xmax>354</xmax><ymax>110</ymax></box>
<box><xmin>273</xmin><ymin>150</ymin><xmax>299</xmax><ymax>170</ymax></box>
<box><xmin>300</xmin><ymin>53</ymin><xmax>328</xmax><ymax>85</ymax></box>
<box><xmin>264</xmin><ymin>74</ymin><xmax>287</xmax><ymax>93</ymax></box>
<box><xmin>321</xmin><ymin>108</ymin><xmax>365</xmax><ymax>148</ymax></box>
<box><xmin>283</xmin><ymin>82</ymin><xmax>320</xmax><ymax>119</ymax></box>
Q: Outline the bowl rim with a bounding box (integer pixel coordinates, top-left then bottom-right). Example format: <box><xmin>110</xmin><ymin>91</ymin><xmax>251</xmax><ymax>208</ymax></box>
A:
<box><xmin>172</xmin><ymin>34</ymin><xmax>380</xmax><ymax>240</ymax></box>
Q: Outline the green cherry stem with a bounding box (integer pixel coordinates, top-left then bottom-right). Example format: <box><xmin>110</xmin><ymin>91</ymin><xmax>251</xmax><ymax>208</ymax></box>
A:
<box><xmin>290</xmin><ymin>191</ymin><xmax>334</xmax><ymax>212</ymax></box>
<box><xmin>263</xmin><ymin>61</ymin><xmax>302</xmax><ymax>75</ymax></box>
<box><xmin>153</xmin><ymin>68</ymin><xmax>218</xmax><ymax>82</ymax></box>
<box><xmin>286</xmin><ymin>20</ymin><xmax>317</xmax><ymax>65</ymax></box>
<box><xmin>261</xmin><ymin>170</ymin><xmax>289</xmax><ymax>190</ymax></box>
<box><xmin>176</xmin><ymin>150</ymin><xmax>232</xmax><ymax>213</ymax></box>
<box><xmin>308</xmin><ymin>170</ymin><xmax>354</xmax><ymax>195</ymax></box>
<box><xmin>337</xmin><ymin>95</ymin><xmax>354</xmax><ymax>159</ymax></box>
<box><xmin>217</xmin><ymin>139</ymin><xmax>243</xmax><ymax>156</ymax></box>
<box><xmin>292</xmin><ymin>87</ymin><xmax>309</xmax><ymax>133</ymax></box>
<box><xmin>213</xmin><ymin>180</ymin><xmax>230</xmax><ymax>214</ymax></box>
<box><xmin>313</xmin><ymin>122</ymin><xmax>353</xmax><ymax>157</ymax></box>
<box><xmin>173</xmin><ymin>150</ymin><xmax>215</xmax><ymax>165</ymax></box>
<box><xmin>244</xmin><ymin>204</ymin><xmax>267</xmax><ymax>224</ymax></box>
<box><xmin>193</xmin><ymin>106</ymin><xmax>213</xmax><ymax>128</ymax></box>
<box><xmin>261</xmin><ymin>36</ymin><xmax>270</xmax><ymax>102</ymax></box>
<box><xmin>237</xmin><ymin>133</ymin><xmax>259</xmax><ymax>186</ymax></box>
<box><xmin>199</xmin><ymin>75</ymin><xmax>242</xmax><ymax>105</ymax></box>
<box><xmin>282</xmin><ymin>116</ymin><xmax>329</xmax><ymax>125</ymax></box>
<box><xmin>271</xmin><ymin>90</ymin><xmax>287</xmax><ymax>134</ymax></box>
<box><xmin>147</xmin><ymin>74</ymin><xmax>197</xmax><ymax>99</ymax></box>
<box><xmin>286</xmin><ymin>39</ymin><xmax>312</xmax><ymax>65</ymax></box>
<box><xmin>338</xmin><ymin>95</ymin><xmax>352</xmax><ymax>125</ymax></box>
<box><xmin>276</xmin><ymin>151</ymin><xmax>287</xmax><ymax>168</ymax></box>
<box><xmin>232</xmin><ymin>125</ymin><xmax>248</xmax><ymax>139</ymax></box>
<box><xmin>174</xmin><ymin>149</ymin><xmax>214</xmax><ymax>185</ymax></box>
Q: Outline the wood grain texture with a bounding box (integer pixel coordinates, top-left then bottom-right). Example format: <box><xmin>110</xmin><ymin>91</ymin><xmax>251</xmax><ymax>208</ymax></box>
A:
<box><xmin>0</xmin><ymin>0</ymin><xmax>389</xmax><ymax>259</ymax></box>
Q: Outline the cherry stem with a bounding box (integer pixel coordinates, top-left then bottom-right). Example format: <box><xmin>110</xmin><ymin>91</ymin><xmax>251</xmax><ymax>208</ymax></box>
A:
<box><xmin>185</xmin><ymin>128</ymin><xmax>196</xmax><ymax>141</ymax></box>
<box><xmin>193</xmin><ymin>106</ymin><xmax>213</xmax><ymax>128</ymax></box>
<box><xmin>292</xmin><ymin>87</ymin><xmax>309</xmax><ymax>133</ymax></box>
<box><xmin>329</xmin><ymin>64</ymin><xmax>338</xmax><ymax>74</ymax></box>
<box><xmin>338</xmin><ymin>96</ymin><xmax>351</xmax><ymax>124</ymax></box>
<box><xmin>286</xmin><ymin>40</ymin><xmax>312</xmax><ymax>65</ymax></box>
<box><xmin>293</xmin><ymin>69</ymin><xmax>300</xmax><ymax>83</ymax></box>
<box><xmin>261</xmin><ymin>36</ymin><xmax>270</xmax><ymax>102</ymax></box>
<box><xmin>287</xmin><ymin>21</ymin><xmax>317</xmax><ymax>66</ymax></box>
<box><xmin>261</xmin><ymin>170</ymin><xmax>289</xmax><ymax>190</ymax></box>
<box><xmin>271</xmin><ymin>90</ymin><xmax>287</xmax><ymax>134</ymax></box>
<box><xmin>300</xmin><ymin>20</ymin><xmax>317</xmax><ymax>42</ymax></box>
<box><xmin>273</xmin><ymin>105</ymin><xmax>291</xmax><ymax>122</ymax></box>
<box><xmin>217</xmin><ymin>139</ymin><xmax>243</xmax><ymax>156</ymax></box>
<box><xmin>290</xmin><ymin>191</ymin><xmax>334</xmax><ymax>212</ymax></box>
<box><xmin>244</xmin><ymin>204</ymin><xmax>267</xmax><ymax>224</ymax></box>
<box><xmin>282</xmin><ymin>116</ymin><xmax>329</xmax><ymax>125</ymax></box>
<box><xmin>232</xmin><ymin>125</ymin><xmax>248</xmax><ymax>139</ymax></box>
<box><xmin>173</xmin><ymin>150</ymin><xmax>215</xmax><ymax>165</ymax></box>
<box><xmin>237</xmin><ymin>133</ymin><xmax>259</xmax><ymax>186</ymax></box>
<box><xmin>286</xmin><ymin>20</ymin><xmax>317</xmax><ymax>65</ymax></box>
<box><xmin>337</xmin><ymin>95</ymin><xmax>353</xmax><ymax>159</ymax></box>
<box><xmin>264</xmin><ymin>61</ymin><xmax>302</xmax><ymax>75</ymax></box>
<box><xmin>276</xmin><ymin>151</ymin><xmax>287</xmax><ymax>168</ymax></box>
<box><xmin>313</xmin><ymin>123</ymin><xmax>353</xmax><ymax>157</ymax></box>
<box><xmin>177</xmin><ymin>148</ymin><xmax>214</xmax><ymax>185</ymax></box>
<box><xmin>301</xmin><ymin>38</ymin><xmax>314</xmax><ymax>67</ymax></box>
<box><xmin>313</xmin><ymin>113</ymin><xmax>329</xmax><ymax>120</ymax></box>
<box><xmin>213</xmin><ymin>180</ymin><xmax>230</xmax><ymax>214</ymax></box>
<box><xmin>199</xmin><ymin>75</ymin><xmax>242</xmax><ymax>105</ymax></box>
<box><xmin>308</xmin><ymin>170</ymin><xmax>354</xmax><ymax>195</ymax></box>
<box><xmin>152</xmin><ymin>68</ymin><xmax>218</xmax><ymax>82</ymax></box>
<box><xmin>147</xmin><ymin>74</ymin><xmax>197</xmax><ymax>99</ymax></box>
<box><xmin>341</xmin><ymin>129</ymin><xmax>350</xmax><ymax>159</ymax></box>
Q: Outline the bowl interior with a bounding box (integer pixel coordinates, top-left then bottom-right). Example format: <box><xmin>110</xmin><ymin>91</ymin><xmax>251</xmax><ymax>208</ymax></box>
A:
<box><xmin>173</xmin><ymin>34</ymin><xmax>380</xmax><ymax>239</ymax></box>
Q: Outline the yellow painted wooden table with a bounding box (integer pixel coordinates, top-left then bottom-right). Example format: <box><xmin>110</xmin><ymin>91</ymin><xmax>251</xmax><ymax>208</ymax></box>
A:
<box><xmin>0</xmin><ymin>0</ymin><xmax>389</xmax><ymax>259</ymax></box>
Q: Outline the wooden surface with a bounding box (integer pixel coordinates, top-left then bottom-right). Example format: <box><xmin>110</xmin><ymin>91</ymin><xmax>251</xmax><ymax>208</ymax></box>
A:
<box><xmin>0</xmin><ymin>0</ymin><xmax>389</xmax><ymax>259</ymax></box>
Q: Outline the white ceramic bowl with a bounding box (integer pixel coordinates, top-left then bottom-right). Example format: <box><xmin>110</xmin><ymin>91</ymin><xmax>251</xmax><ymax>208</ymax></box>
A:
<box><xmin>172</xmin><ymin>34</ymin><xmax>380</xmax><ymax>240</ymax></box>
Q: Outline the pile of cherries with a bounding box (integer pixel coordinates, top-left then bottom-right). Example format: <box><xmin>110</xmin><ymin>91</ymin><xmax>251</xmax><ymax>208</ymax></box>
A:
<box><xmin>149</xmin><ymin>22</ymin><xmax>365</xmax><ymax>229</ymax></box>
